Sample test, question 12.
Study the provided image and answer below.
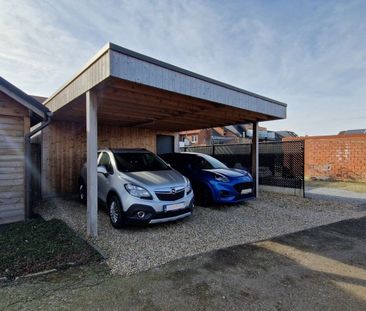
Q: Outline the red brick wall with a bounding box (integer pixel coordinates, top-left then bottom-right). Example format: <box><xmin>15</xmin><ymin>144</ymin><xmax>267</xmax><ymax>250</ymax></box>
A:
<box><xmin>284</xmin><ymin>134</ymin><xmax>366</xmax><ymax>182</ymax></box>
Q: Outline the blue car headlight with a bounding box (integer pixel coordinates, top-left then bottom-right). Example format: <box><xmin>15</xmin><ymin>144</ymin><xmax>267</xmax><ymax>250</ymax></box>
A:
<box><xmin>234</xmin><ymin>168</ymin><xmax>250</xmax><ymax>177</ymax></box>
<box><xmin>234</xmin><ymin>169</ymin><xmax>253</xmax><ymax>179</ymax></box>
<box><xmin>213</xmin><ymin>173</ymin><xmax>229</xmax><ymax>183</ymax></box>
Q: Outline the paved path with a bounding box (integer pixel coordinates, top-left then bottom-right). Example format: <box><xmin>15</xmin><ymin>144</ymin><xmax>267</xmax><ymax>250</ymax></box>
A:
<box><xmin>306</xmin><ymin>186</ymin><xmax>366</xmax><ymax>204</ymax></box>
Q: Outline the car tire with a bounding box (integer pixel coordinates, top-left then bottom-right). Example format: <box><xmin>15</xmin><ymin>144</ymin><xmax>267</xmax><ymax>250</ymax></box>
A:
<box><xmin>79</xmin><ymin>180</ymin><xmax>87</xmax><ymax>204</ymax></box>
<box><xmin>108</xmin><ymin>194</ymin><xmax>125</xmax><ymax>228</ymax></box>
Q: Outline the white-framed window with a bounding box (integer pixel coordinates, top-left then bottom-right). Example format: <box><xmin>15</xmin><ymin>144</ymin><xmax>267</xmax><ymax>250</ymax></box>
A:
<box><xmin>191</xmin><ymin>135</ymin><xmax>198</xmax><ymax>143</ymax></box>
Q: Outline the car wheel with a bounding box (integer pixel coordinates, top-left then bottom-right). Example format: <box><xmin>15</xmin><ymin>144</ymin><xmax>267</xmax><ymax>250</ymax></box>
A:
<box><xmin>108</xmin><ymin>194</ymin><xmax>125</xmax><ymax>228</ymax></box>
<box><xmin>199</xmin><ymin>185</ymin><xmax>212</xmax><ymax>207</ymax></box>
<box><xmin>79</xmin><ymin>180</ymin><xmax>86</xmax><ymax>204</ymax></box>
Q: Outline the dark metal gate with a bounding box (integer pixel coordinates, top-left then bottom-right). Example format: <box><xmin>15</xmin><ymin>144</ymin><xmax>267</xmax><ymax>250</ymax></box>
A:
<box><xmin>185</xmin><ymin>140</ymin><xmax>305</xmax><ymax>196</ymax></box>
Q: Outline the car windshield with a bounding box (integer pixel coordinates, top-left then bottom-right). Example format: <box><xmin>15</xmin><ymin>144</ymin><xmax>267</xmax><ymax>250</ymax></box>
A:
<box><xmin>192</xmin><ymin>154</ymin><xmax>228</xmax><ymax>170</ymax></box>
<box><xmin>113</xmin><ymin>152</ymin><xmax>171</xmax><ymax>172</ymax></box>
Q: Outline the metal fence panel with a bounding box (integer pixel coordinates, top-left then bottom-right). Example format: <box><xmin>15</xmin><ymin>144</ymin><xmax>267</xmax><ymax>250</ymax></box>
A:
<box><xmin>185</xmin><ymin>145</ymin><xmax>213</xmax><ymax>155</ymax></box>
<box><xmin>258</xmin><ymin>141</ymin><xmax>304</xmax><ymax>191</ymax></box>
<box><xmin>185</xmin><ymin>141</ymin><xmax>304</xmax><ymax>194</ymax></box>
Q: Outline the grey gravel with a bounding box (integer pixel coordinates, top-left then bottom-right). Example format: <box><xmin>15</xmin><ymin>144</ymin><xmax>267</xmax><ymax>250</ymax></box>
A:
<box><xmin>35</xmin><ymin>192</ymin><xmax>366</xmax><ymax>276</ymax></box>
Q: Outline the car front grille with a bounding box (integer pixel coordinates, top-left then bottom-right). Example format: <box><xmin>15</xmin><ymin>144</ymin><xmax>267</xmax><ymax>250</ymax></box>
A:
<box><xmin>234</xmin><ymin>182</ymin><xmax>254</xmax><ymax>193</ymax></box>
<box><xmin>155</xmin><ymin>190</ymin><xmax>185</xmax><ymax>201</ymax></box>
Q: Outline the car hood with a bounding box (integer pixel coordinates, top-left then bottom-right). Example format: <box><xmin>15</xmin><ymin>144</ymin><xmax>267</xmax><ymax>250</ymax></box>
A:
<box><xmin>121</xmin><ymin>169</ymin><xmax>186</xmax><ymax>189</ymax></box>
<box><xmin>205</xmin><ymin>168</ymin><xmax>249</xmax><ymax>178</ymax></box>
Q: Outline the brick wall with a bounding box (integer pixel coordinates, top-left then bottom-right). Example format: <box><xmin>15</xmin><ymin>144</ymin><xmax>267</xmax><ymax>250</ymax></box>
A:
<box><xmin>284</xmin><ymin>134</ymin><xmax>366</xmax><ymax>182</ymax></box>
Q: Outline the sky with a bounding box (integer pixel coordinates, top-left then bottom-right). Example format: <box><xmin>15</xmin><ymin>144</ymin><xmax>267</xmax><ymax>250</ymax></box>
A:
<box><xmin>0</xmin><ymin>0</ymin><xmax>365</xmax><ymax>136</ymax></box>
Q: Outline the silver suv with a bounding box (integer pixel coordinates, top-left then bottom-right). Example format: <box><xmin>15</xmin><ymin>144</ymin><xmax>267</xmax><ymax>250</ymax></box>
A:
<box><xmin>79</xmin><ymin>149</ymin><xmax>194</xmax><ymax>228</ymax></box>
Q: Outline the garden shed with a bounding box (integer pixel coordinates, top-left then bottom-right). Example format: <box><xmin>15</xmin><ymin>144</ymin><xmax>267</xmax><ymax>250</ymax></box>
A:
<box><xmin>41</xmin><ymin>42</ymin><xmax>287</xmax><ymax>236</ymax></box>
<box><xmin>0</xmin><ymin>77</ymin><xmax>49</xmax><ymax>224</ymax></box>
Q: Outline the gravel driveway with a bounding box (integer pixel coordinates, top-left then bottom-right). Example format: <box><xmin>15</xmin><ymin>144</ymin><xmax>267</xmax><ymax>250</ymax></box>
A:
<box><xmin>36</xmin><ymin>192</ymin><xmax>366</xmax><ymax>276</ymax></box>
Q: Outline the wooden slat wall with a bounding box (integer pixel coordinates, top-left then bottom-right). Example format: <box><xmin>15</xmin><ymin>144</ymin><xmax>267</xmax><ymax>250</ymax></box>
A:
<box><xmin>0</xmin><ymin>92</ymin><xmax>29</xmax><ymax>224</ymax></box>
<box><xmin>41</xmin><ymin>120</ymin><xmax>173</xmax><ymax>197</ymax></box>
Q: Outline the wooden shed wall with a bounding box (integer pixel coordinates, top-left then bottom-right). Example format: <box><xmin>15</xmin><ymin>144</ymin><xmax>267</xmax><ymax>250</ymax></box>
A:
<box><xmin>0</xmin><ymin>92</ymin><xmax>29</xmax><ymax>224</ymax></box>
<box><xmin>41</xmin><ymin>120</ymin><xmax>174</xmax><ymax>197</ymax></box>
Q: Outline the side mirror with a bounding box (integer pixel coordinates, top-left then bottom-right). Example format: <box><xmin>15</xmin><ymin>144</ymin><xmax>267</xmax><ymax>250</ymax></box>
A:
<box><xmin>97</xmin><ymin>166</ymin><xmax>108</xmax><ymax>175</ymax></box>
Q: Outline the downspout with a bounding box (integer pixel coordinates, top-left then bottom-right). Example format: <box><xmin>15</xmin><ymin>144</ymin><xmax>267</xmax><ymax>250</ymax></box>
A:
<box><xmin>24</xmin><ymin>111</ymin><xmax>52</xmax><ymax>219</ymax></box>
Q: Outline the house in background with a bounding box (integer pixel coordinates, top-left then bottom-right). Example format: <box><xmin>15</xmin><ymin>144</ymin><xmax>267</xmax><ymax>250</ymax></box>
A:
<box><xmin>180</xmin><ymin>124</ymin><xmax>262</xmax><ymax>147</ymax></box>
<box><xmin>180</xmin><ymin>124</ymin><xmax>297</xmax><ymax>147</ymax></box>
<box><xmin>180</xmin><ymin>127</ymin><xmax>244</xmax><ymax>147</ymax></box>
<box><xmin>274</xmin><ymin>130</ymin><xmax>298</xmax><ymax>140</ymax></box>
<box><xmin>338</xmin><ymin>129</ymin><xmax>366</xmax><ymax>135</ymax></box>
<box><xmin>179</xmin><ymin>129</ymin><xmax>201</xmax><ymax>147</ymax></box>
<box><xmin>211</xmin><ymin>127</ymin><xmax>242</xmax><ymax>144</ymax></box>
<box><xmin>244</xmin><ymin>125</ymin><xmax>298</xmax><ymax>141</ymax></box>
<box><xmin>31</xmin><ymin>96</ymin><xmax>48</xmax><ymax>105</ymax></box>
<box><xmin>0</xmin><ymin>77</ymin><xmax>49</xmax><ymax>225</ymax></box>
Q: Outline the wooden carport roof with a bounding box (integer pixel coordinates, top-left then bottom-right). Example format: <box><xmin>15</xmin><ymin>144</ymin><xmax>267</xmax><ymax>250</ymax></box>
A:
<box><xmin>43</xmin><ymin>43</ymin><xmax>286</xmax><ymax>130</ymax></box>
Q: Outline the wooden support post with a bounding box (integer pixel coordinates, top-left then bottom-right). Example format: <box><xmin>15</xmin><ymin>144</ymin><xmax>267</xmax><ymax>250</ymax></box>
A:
<box><xmin>251</xmin><ymin>121</ymin><xmax>259</xmax><ymax>198</ymax></box>
<box><xmin>86</xmin><ymin>90</ymin><xmax>98</xmax><ymax>237</ymax></box>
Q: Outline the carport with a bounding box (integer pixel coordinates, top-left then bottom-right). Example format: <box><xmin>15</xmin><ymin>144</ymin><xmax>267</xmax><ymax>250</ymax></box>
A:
<box><xmin>43</xmin><ymin>42</ymin><xmax>286</xmax><ymax>236</ymax></box>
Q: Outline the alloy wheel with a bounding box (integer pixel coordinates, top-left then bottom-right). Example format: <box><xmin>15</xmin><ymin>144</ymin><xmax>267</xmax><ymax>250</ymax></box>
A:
<box><xmin>110</xmin><ymin>200</ymin><xmax>119</xmax><ymax>224</ymax></box>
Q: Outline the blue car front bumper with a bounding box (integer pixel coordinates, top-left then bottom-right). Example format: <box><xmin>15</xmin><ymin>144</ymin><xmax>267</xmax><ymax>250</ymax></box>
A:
<box><xmin>208</xmin><ymin>177</ymin><xmax>255</xmax><ymax>204</ymax></box>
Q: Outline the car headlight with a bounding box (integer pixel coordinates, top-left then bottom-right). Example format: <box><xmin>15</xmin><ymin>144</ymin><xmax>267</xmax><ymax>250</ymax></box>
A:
<box><xmin>186</xmin><ymin>181</ymin><xmax>192</xmax><ymax>195</ymax></box>
<box><xmin>234</xmin><ymin>168</ymin><xmax>249</xmax><ymax>177</ymax></box>
<box><xmin>214</xmin><ymin>173</ymin><xmax>229</xmax><ymax>182</ymax></box>
<box><xmin>124</xmin><ymin>183</ymin><xmax>152</xmax><ymax>199</ymax></box>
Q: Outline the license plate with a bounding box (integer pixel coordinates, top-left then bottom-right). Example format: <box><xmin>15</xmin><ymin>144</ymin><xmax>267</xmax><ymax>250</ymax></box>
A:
<box><xmin>165</xmin><ymin>202</ymin><xmax>185</xmax><ymax>212</ymax></box>
<box><xmin>241</xmin><ymin>188</ymin><xmax>252</xmax><ymax>195</ymax></box>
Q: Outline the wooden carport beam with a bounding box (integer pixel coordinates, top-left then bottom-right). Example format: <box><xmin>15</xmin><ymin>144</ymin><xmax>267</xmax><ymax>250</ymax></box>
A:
<box><xmin>86</xmin><ymin>90</ymin><xmax>98</xmax><ymax>237</ymax></box>
<box><xmin>251</xmin><ymin>121</ymin><xmax>259</xmax><ymax>198</ymax></box>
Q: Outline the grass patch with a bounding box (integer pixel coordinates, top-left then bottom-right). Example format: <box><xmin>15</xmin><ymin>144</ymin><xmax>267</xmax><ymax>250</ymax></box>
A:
<box><xmin>0</xmin><ymin>218</ymin><xmax>102</xmax><ymax>279</ymax></box>
<box><xmin>306</xmin><ymin>180</ymin><xmax>366</xmax><ymax>193</ymax></box>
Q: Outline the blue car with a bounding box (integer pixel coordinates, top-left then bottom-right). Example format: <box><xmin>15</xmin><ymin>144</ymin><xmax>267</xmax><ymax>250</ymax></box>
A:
<box><xmin>160</xmin><ymin>152</ymin><xmax>255</xmax><ymax>206</ymax></box>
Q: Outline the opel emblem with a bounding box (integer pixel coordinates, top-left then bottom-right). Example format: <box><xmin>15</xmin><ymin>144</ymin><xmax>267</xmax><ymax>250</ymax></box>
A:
<box><xmin>171</xmin><ymin>188</ymin><xmax>176</xmax><ymax>194</ymax></box>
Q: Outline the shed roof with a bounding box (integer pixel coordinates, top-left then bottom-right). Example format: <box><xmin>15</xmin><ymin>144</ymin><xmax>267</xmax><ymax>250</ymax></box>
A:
<box><xmin>31</xmin><ymin>95</ymin><xmax>48</xmax><ymax>104</ymax></box>
<box><xmin>338</xmin><ymin>129</ymin><xmax>366</xmax><ymax>135</ymax></box>
<box><xmin>275</xmin><ymin>130</ymin><xmax>298</xmax><ymax>138</ymax></box>
<box><xmin>0</xmin><ymin>77</ymin><xmax>50</xmax><ymax>125</ymax></box>
<box><xmin>224</xmin><ymin>125</ymin><xmax>242</xmax><ymax>137</ymax></box>
<box><xmin>43</xmin><ymin>43</ymin><xmax>287</xmax><ymax>131</ymax></box>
